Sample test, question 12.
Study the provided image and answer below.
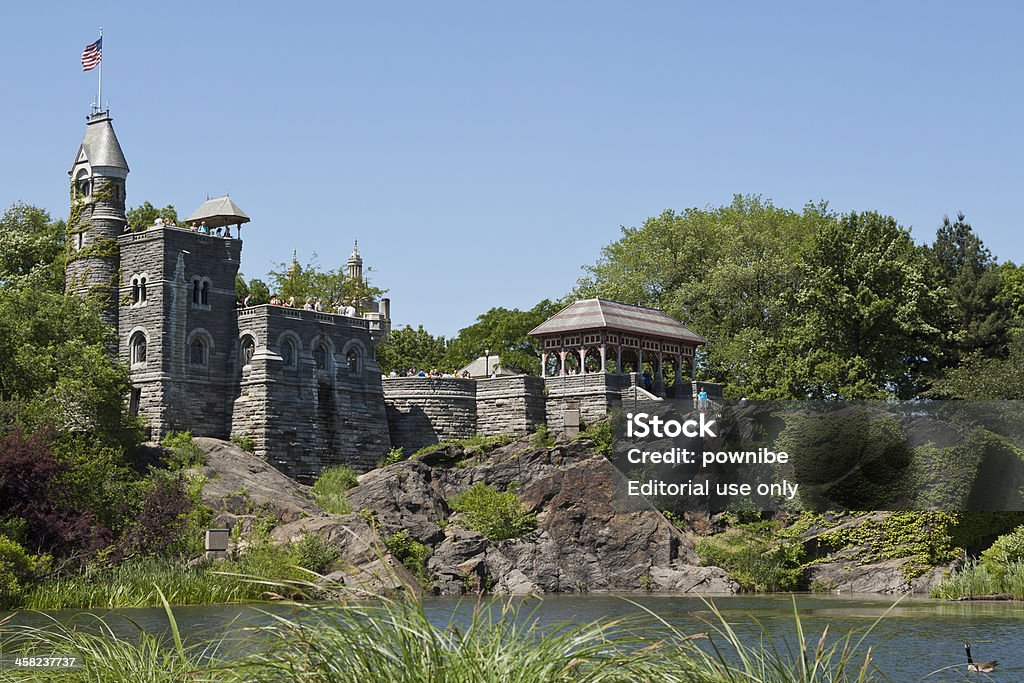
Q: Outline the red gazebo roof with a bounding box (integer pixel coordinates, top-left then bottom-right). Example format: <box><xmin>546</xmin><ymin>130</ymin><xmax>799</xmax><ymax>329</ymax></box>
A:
<box><xmin>529</xmin><ymin>298</ymin><xmax>706</xmax><ymax>344</ymax></box>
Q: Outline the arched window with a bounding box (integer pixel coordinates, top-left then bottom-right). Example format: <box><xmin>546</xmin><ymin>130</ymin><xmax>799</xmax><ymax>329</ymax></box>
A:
<box><xmin>74</xmin><ymin>170</ymin><xmax>90</xmax><ymax>198</ymax></box>
<box><xmin>190</xmin><ymin>337</ymin><xmax>207</xmax><ymax>366</ymax></box>
<box><xmin>131</xmin><ymin>276</ymin><xmax>148</xmax><ymax>305</ymax></box>
<box><xmin>130</xmin><ymin>331</ymin><xmax>147</xmax><ymax>366</ymax></box>
<box><xmin>240</xmin><ymin>336</ymin><xmax>255</xmax><ymax>366</ymax></box>
<box><xmin>314</xmin><ymin>343</ymin><xmax>328</xmax><ymax>370</ymax></box>
<box><xmin>346</xmin><ymin>349</ymin><xmax>360</xmax><ymax>375</ymax></box>
<box><xmin>192</xmin><ymin>278</ymin><xmax>201</xmax><ymax>305</ymax></box>
<box><xmin>201</xmin><ymin>281</ymin><xmax>210</xmax><ymax>306</ymax></box>
<box><xmin>282</xmin><ymin>339</ymin><xmax>297</xmax><ymax>368</ymax></box>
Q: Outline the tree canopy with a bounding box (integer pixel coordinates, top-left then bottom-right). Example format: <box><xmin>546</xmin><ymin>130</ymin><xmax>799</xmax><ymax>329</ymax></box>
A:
<box><xmin>268</xmin><ymin>254</ymin><xmax>384</xmax><ymax>310</ymax></box>
<box><xmin>575</xmin><ymin>196</ymin><xmax>1018</xmax><ymax>400</ymax></box>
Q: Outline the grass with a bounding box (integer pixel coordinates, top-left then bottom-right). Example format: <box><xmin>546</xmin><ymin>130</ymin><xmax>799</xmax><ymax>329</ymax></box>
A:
<box><xmin>931</xmin><ymin>558</ymin><xmax>1024</xmax><ymax>600</ymax></box>
<box><xmin>0</xmin><ymin>585</ymin><xmax>887</xmax><ymax>683</ymax></box>
<box><xmin>20</xmin><ymin>541</ymin><xmax>346</xmax><ymax>611</ymax></box>
<box><xmin>20</xmin><ymin>558</ymin><xmax>280</xmax><ymax>610</ymax></box>
<box><xmin>311</xmin><ymin>465</ymin><xmax>359</xmax><ymax>514</ymax></box>
<box><xmin>412</xmin><ymin>433</ymin><xmax>516</xmax><ymax>460</ymax></box>
<box><xmin>160</xmin><ymin>431</ymin><xmax>206</xmax><ymax>469</ymax></box>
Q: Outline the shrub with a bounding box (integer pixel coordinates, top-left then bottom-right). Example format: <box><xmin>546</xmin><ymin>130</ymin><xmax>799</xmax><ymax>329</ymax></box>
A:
<box><xmin>123</xmin><ymin>471</ymin><xmax>194</xmax><ymax>557</ymax></box>
<box><xmin>160</xmin><ymin>431</ymin><xmax>205</xmax><ymax>469</ymax></box>
<box><xmin>382</xmin><ymin>529</ymin><xmax>432</xmax><ymax>587</ymax></box>
<box><xmin>530</xmin><ymin>424</ymin><xmax>554</xmax><ymax>449</ymax></box>
<box><xmin>0</xmin><ymin>535</ymin><xmax>34</xmax><ymax>606</ymax></box>
<box><xmin>448</xmin><ymin>482</ymin><xmax>537</xmax><ymax>541</ymax></box>
<box><xmin>230</xmin><ymin>434</ymin><xmax>256</xmax><ymax>453</ymax></box>
<box><xmin>293</xmin><ymin>532</ymin><xmax>341</xmax><ymax>574</ymax></box>
<box><xmin>575</xmin><ymin>419</ymin><xmax>612</xmax><ymax>455</ymax></box>
<box><xmin>981</xmin><ymin>524</ymin><xmax>1024</xmax><ymax>569</ymax></box>
<box><xmin>377</xmin><ymin>446</ymin><xmax>404</xmax><ymax>468</ymax></box>
<box><xmin>695</xmin><ymin>521</ymin><xmax>804</xmax><ymax>592</ymax></box>
<box><xmin>311</xmin><ymin>466</ymin><xmax>358</xmax><ymax>514</ymax></box>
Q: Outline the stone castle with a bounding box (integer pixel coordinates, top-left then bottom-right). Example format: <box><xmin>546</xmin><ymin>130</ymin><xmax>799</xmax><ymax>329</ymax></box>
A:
<box><xmin>65</xmin><ymin>110</ymin><xmax>718</xmax><ymax>481</ymax></box>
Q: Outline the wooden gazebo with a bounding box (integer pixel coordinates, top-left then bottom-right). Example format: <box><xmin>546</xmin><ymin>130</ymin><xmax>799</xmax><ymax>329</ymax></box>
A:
<box><xmin>528</xmin><ymin>298</ymin><xmax>706</xmax><ymax>389</ymax></box>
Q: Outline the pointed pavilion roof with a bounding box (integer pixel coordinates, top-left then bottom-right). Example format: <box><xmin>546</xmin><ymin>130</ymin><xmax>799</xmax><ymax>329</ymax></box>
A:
<box><xmin>70</xmin><ymin>112</ymin><xmax>129</xmax><ymax>177</ymax></box>
<box><xmin>529</xmin><ymin>298</ymin><xmax>706</xmax><ymax>344</ymax></box>
<box><xmin>185</xmin><ymin>196</ymin><xmax>250</xmax><ymax>229</ymax></box>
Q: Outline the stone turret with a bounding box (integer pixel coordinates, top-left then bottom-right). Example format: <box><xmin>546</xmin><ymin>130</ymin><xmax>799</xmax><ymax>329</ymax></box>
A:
<box><xmin>347</xmin><ymin>239</ymin><xmax>363</xmax><ymax>282</ymax></box>
<box><xmin>65</xmin><ymin>111</ymin><xmax>129</xmax><ymax>329</ymax></box>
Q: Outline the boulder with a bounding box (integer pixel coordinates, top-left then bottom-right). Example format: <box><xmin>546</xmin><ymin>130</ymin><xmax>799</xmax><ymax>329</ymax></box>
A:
<box><xmin>271</xmin><ymin>514</ymin><xmax>421</xmax><ymax>595</ymax></box>
<box><xmin>648</xmin><ymin>565</ymin><xmax>737</xmax><ymax>593</ymax></box>
<box><xmin>806</xmin><ymin>557</ymin><xmax>949</xmax><ymax>594</ymax></box>
<box><xmin>191</xmin><ymin>437</ymin><xmax>319</xmax><ymax>525</ymax></box>
<box><xmin>346</xmin><ymin>459</ymin><xmax>449</xmax><ymax>545</ymax></box>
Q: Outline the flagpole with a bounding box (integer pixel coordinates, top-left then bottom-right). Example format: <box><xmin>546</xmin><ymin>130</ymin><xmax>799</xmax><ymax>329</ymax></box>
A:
<box><xmin>97</xmin><ymin>27</ymin><xmax>103</xmax><ymax>113</ymax></box>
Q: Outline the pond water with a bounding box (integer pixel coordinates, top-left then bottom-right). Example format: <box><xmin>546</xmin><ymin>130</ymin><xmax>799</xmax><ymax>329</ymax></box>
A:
<box><xmin>3</xmin><ymin>594</ymin><xmax>1023</xmax><ymax>681</ymax></box>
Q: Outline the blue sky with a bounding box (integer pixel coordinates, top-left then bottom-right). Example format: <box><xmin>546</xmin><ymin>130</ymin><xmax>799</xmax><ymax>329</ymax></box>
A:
<box><xmin>2</xmin><ymin>2</ymin><xmax>1022</xmax><ymax>336</ymax></box>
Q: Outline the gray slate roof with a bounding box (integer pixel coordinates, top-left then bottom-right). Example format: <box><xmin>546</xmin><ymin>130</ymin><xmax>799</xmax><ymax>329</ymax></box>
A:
<box><xmin>185</xmin><ymin>196</ymin><xmax>251</xmax><ymax>228</ymax></box>
<box><xmin>528</xmin><ymin>298</ymin><xmax>706</xmax><ymax>344</ymax></box>
<box><xmin>457</xmin><ymin>355</ymin><xmax>517</xmax><ymax>378</ymax></box>
<box><xmin>70</xmin><ymin>112</ymin><xmax>129</xmax><ymax>173</ymax></box>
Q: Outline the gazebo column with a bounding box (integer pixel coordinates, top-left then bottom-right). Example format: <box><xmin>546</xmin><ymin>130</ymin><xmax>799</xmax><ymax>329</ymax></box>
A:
<box><xmin>655</xmin><ymin>350</ymin><xmax>664</xmax><ymax>395</ymax></box>
<box><xmin>616</xmin><ymin>346</ymin><xmax>623</xmax><ymax>374</ymax></box>
<box><xmin>559</xmin><ymin>349</ymin><xmax>567</xmax><ymax>376</ymax></box>
<box><xmin>540</xmin><ymin>351</ymin><xmax>548</xmax><ymax>378</ymax></box>
<box><xmin>600</xmin><ymin>340</ymin><xmax>607</xmax><ymax>373</ymax></box>
<box><xmin>674</xmin><ymin>353</ymin><xmax>683</xmax><ymax>387</ymax></box>
<box><xmin>578</xmin><ymin>347</ymin><xmax>587</xmax><ymax>374</ymax></box>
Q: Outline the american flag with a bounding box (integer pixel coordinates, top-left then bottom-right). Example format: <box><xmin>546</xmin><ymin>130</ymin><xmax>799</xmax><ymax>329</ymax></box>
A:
<box><xmin>81</xmin><ymin>38</ymin><xmax>102</xmax><ymax>71</ymax></box>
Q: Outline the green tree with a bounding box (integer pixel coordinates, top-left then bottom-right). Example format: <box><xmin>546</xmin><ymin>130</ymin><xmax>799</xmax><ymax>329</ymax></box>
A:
<box><xmin>792</xmin><ymin>211</ymin><xmax>942</xmax><ymax>399</ymax></box>
<box><xmin>926</xmin><ymin>212</ymin><xmax>1011</xmax><ymax>365</ymax></box>
<box><xmin>235</xmin><ymin>274</ymin><xmax>270</xmax><ymax>305</ymax></box>
<box><xmin>928</xmin><ymin>335</ymin><xmax>1024</xmax><ymax>400</ymax></box>
<box><xmin>444</xmin><ymin>299</ymin><xmax>563</xmax><ymax>375</ymax></box>
<box><xmin>576</xmin><ymin>196</ymin><xmax>831</xmax><ymax>397</ymax></box>
<box><xmin>0</xmin><ymin>203</ymin><xmax>65</xmax><ymax>292</ymax></box>
<box><xmin>126</xmin><ymin>201</ymin><xmax>181</xmax><ymax>231</ymax></box>
<box><xmin>0</xmin><ymin>282</ymin><xmax>134</xmax><ymax>443</ymax></box>
<box><xmin>376</xmin><ymin>325</ymin><xmax>448</xmax><ymax>374</ymax></box>
<box><xmin>268</xmin><ymin>253</ymin><xmax>383</xmax><ymax>310</ymax></box>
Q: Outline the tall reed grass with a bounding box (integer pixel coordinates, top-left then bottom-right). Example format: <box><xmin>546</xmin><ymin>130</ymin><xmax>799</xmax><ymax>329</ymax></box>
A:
<box><xmin>21</xmin><ymin>558</ymin><xmax>278</xmax><ymax>610</ymax></box>
<box><xmin>1</xmin><ymin>577</ymin><xmax>886</xmax><ymax>682</ymax></box>
<box><xmin>932</xmin><ymin>558</ymin><xmax>1024</xmax><ymax>600</ymax></box>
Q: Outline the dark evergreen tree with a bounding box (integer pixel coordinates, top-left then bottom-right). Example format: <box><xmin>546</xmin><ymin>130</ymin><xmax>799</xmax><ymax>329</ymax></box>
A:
<box><xmin>927</xmin><ymin>212</ymin><xmax>1011</xmax><ymax>366</ymax></box>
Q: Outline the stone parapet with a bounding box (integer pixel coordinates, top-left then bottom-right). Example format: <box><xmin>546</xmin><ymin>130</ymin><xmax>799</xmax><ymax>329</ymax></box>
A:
<box><xmin>382</xmin><ymin>377</ymin><xmax>477</xmax><ymax>454</ymax></box>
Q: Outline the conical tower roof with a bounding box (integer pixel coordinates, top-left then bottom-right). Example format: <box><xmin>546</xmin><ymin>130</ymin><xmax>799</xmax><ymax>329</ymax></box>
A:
<box><xmin>69</xmin><ymin>112</ymin><xmax>129</xmax><ymax>178</ymax></box>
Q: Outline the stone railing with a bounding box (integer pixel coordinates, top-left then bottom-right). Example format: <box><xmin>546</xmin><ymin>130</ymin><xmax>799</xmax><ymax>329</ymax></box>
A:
<box><xmin>236</xmin><ymin>304</ymin><xmax>370</xmax><ymax>329</ymax></box>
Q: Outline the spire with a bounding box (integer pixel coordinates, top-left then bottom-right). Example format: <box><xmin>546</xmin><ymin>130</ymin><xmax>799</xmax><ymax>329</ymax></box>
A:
<box><xmin>69</xmin><ymin>111</ymin><xmax>129</xmax><ymax>181</ymax></box>
<box><xmin>347</xmin><ymin>239</ymin><xmax>363</xmax><ymax>282</ymax></box>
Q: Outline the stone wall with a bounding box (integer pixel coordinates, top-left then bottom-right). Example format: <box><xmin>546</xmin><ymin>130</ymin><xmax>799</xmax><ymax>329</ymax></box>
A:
<box><xmin>232</xmin><ymin>305</ymin><xmax>391</xmax><ymax>481</ymax></box>
<box><xmin>544</xmin><ymin>373</ymin><xmax>636</xmax><ymax>431</ymax></box>
<box><xmin>475</xmin><ymin>375</ymin><xmax>546</xmax><ymax>436</ymax></box>
<box><xmin>382</xmin><ymin>378</ymin><xmax>477</xmax><ymax>453</ymax></box>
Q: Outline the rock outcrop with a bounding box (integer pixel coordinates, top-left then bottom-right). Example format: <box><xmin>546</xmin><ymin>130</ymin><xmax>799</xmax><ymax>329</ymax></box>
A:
<box><xmin>346</xmin><ymin>437</ymin><xmax>736</xmax><ymax>595</ymax></box>
<box><xmin>191</xmin><ymin>434</ymin><xmax>737</xmax><ymax>597</ymax></box>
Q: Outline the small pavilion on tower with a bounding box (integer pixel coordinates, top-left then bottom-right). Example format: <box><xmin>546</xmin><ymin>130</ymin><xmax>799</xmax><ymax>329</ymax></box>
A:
<box><xmin>528</xmin><ymin>298</ymin><xmax>706</xmax><ymax>395</ymax></box>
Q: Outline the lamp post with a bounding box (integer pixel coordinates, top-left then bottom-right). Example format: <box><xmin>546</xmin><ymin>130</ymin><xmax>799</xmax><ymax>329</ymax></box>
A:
<box><xmin>484</xmin><ymin>348</ymin><xmax>490</xmax><ymax>378</ymax></box>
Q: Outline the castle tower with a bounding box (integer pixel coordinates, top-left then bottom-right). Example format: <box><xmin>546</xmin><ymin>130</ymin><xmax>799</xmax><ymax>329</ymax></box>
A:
<box><xmin>347</xmin><ymin>239</ymin><xmax>363</xmax><ymax>283</ymax></box>
<box><xmin>118</xmin><ymin>197</ymin><xmax>243</xmax><ymax>439</ymax></box>
<box><xmin>66</xmin><ymin>111</ymin><xmax>129</xmax><ymax>329</ymax></box>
